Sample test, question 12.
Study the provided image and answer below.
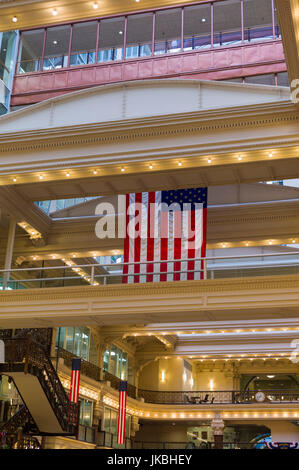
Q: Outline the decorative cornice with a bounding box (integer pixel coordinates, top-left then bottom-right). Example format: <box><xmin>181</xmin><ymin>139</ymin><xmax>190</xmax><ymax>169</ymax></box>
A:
<box><xmin>0</xmin><ymin>101</ymin><xmax>297</xmax><ymax>154</ymax></box>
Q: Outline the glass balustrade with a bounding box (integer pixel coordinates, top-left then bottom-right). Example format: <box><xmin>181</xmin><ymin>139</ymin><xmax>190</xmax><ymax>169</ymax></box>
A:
<box><xmin>16</xmin><ymin>0</ymin><xmax>279</xmax><ymax>75</ymax></box>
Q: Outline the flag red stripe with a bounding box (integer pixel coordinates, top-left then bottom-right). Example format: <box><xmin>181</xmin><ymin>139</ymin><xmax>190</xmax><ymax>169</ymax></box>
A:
<box><xmin>146</xmin><ymin>191</ymin><xmax>155</xmax><ymax>282</ymax></box>
<box><xmin>134</xmin><ymin>192</ymin><xmax>142</xmax><ymax>283</ymax></box>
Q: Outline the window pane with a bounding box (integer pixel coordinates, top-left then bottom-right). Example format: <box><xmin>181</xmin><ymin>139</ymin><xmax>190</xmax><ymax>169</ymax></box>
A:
<box><xmin>126</xmin><ymin>13</ymin><xmax>153</xmax><ymax>59</ymax></box>
<box><xmin>18</xmin><ymin>29</ymin><xmax>44</xmax><ymax>73</ymax></box>
<box><xmin>109</xmin><ymin>345</ymin><xmax>117</xmax><ymax>374</ymax></box>
<box><xmin>43</xmin><ymin>25</ymin><xmax>71</xmax><ymax>71</ymax></box>
<box><xmin>98</xmin><ymin>17</ymin><xmax>125</xmax><ymax>62</ymax></box>
<box><xmin>70</xmin><ymin>21</ymin><xmax>97</xmax><ymax>67</ymax></box>
<box><xmin>277</xmin><ymin>72</ymin><xmax>289</xmax><ymax>87</ymax></box>
<box><xmin>184</xmin><ymin>4</ymin><xmax>211</xmax><ymax>51</ymax></box>
<box><xmin>245</xmin><ymin>73</ymin><xmax>275</xmax><ymax>85</ymax></box>
<box><xmin>213</xmin><ymin>0</ymin><xmax>242</xmax><ymax>47</ymax></box>
<box><xmin>104</xmin><ymin>407</ymin><xmax>111</xmax><ymax>431</ymax></box>
<box><xmin>0</xmin><ymin>31</ymin><xmax>17</xmax><ymax>88</ymax></box>
<box><xmin>154</xmin><ymin>9</ymin><xmax>181</xmax><ymax>55</ymax></box>
<box><xmin>274</xmin><ymin>7</ymin><xmax>281</xmax><ymax>38</ymax></box>
<box><xmin>244</xmin><ymin>0</ymin><xmax>273</xmax><ymax>43</ymax></box>
<box><xmin>110</xmin><ymin>410</ymin><xmax>118</xmax><ymax>434</ymax></box>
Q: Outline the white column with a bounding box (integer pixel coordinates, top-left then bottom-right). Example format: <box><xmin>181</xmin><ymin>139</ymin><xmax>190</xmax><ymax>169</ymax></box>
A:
<box><xmin>3</xmin><ymin>218</ymin><xmax>16</xmax><ymax>290</ymax></box>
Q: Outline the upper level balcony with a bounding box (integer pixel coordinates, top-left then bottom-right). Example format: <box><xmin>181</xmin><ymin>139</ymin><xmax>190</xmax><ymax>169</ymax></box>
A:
<box><xmin>11</xmin><ymin>0</ymin><xmax>287</xmax><ymax>106</ymax></box>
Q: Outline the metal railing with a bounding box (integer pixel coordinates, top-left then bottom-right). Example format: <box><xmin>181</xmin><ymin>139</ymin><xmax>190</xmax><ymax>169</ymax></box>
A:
<box><xmin>97</xmin><ymin>430</ymin><xmax>131</xmax><ymax>449</ymax></box>
<box><xmin>137</xmin><ymin>389</ymin><xmax>299</xmax><ymax>404</ymax></box>
<box><xmin>1</xmin><ymin>252</ymin><xmax>299</xmax><ymax>290</ymax></box>
<box><xmin>56</xmin><ymin>347</ymin><xmax>101</xmax><ymax>382</ymax></box>
<box><xmin>1</xmin><ymin>334</ymin><xmax>79</xmax><ymax>435</ymax></box>
<box><xmin>103</xmin><ymin>371</ymin><xmax>137</xmax><ymax>399</ymax></box>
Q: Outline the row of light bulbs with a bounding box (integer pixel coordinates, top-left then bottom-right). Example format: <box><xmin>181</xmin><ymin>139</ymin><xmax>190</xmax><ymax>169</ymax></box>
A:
<box><xmin>128</xmin><ymin>327</ymin><xmax>299</xmax><ymax>337</ymax></box>
<box><xmin>158</xmin><ymin>355</ymin><xmax>294</xmax><ymax>361</ymax></box>
<box><xmin>11</xmin><ymin>1</ymin><xmax>141</xmax><ymax>23</ymax></box>
<box><xmin>9</xmin><ymin>150</ymin><xmax>278</xmax><ymax>183</ymax></box>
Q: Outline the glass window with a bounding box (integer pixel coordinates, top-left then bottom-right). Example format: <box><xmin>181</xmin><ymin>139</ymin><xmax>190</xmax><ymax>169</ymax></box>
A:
<box><xmin>244</xmin><ymin>0</ymin><xmax>273</xmax><ymax>43</ymax></box>
<box><xmin>56</xmin><ymin>327</ymin><xmax>90</xmax><ymax>361</ymax></box>
<box><xmin>79</xmin><ymin>398</ymin><xmax>93</xmax><ymax>426</ymax></box>
<box><xmin>0</xmin><ymin>31</ymin><xmax>17</xmax><ymax>88</ymax></box>
<box><xmin>183</xmin><ymin>4</ymin><xmax>211</xmax><ymax>51</ymax></box>
<box><xmin>43</xmin><ymin>25</ymin><xmax>71</xmax><ymax>71</ymax></box>
<box><xmin>103</xmin><ymin>407</ymin><xmax>131</xmax><ymax>438</ymax></box>
<box><xmin>213</xmin><ymin>0</ymin><xmax>242</xmax><ymax>47</ymax></box>
<box><xmin>18</xmin><ymin>29</ymin><xmax>44</xmax><ymax>73</ymax></box>
<box><xmin>154</xmin><ymin>8</ymin><xmax>181</xmax><ymax>55</ymax></box>
<box><xmin>274</xmin><ymin>6</ymin><xmax>281</xmax><ymax>38</ymax></box>
<box><xmin>277</xmin><ymin>72</ymin><xmax>289</xmax><ymax>87</ymax></box>
<box><xmin>70</xmin><ymin>21</ymin><xmax>98</xmax><ymax>67</ymax></box>
<box><xmin>98</xmin><ymin>17</ymin><xmax>125</xmax><ymax>63</ymax></box>
<box><xmin>126</xmin><ymin>13</ymin><xmax>153</xmax><ymax>59</ymax></box>
<box><xmin>245</xmin><ymin>73</ymin><xmax>275</xmax><ymax>85</ymax></box>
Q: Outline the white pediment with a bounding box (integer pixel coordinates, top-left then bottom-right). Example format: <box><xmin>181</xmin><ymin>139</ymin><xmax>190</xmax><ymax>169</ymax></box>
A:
<box><xmin>0</xmin><ymin>78</ymin><xmax>290</xmax><ymax>133</ymax></box>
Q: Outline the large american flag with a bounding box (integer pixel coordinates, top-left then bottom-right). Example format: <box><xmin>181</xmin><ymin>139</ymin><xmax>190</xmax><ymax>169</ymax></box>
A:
<box><xmin>122</xmin><ymin>187</ymin><xmax>207</xmax><ymax>283</ymax></box>
<box><xmin>70</xmin><ymin>358</ymin><xmax>81</xmax><ymax>403</ymax></box>
<box><xmin>117</xmin><ymin>381</ymin><xmax>127</xmax><ymax>445</ymax></box>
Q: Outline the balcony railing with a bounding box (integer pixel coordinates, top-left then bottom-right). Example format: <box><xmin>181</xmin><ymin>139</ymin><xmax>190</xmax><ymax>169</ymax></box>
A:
<box><xmin>138</xmin><ymin>389</ymin><xmax>299</xmax><ymax>405</ymax></box>
<box><xmin>103</xmin><ymin>371</ymin><xmax>137</xmax><ymax>399</ymax></box>
<box><xmin>1</xmin><ymin>252</ymin><xmax>299</xmax><ymax>290</ymax></box>
<box><xmin>56</xmin><ymin>347</ymin><xmax>101</xmax><ymax>382</ymax></box>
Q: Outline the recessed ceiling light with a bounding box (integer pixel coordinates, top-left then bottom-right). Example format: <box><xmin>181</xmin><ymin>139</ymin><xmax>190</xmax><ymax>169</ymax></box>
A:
<box><xmin>12</xmin><ymin>16</ymin><xmax>18</xmax><ymax>23</ymax></box>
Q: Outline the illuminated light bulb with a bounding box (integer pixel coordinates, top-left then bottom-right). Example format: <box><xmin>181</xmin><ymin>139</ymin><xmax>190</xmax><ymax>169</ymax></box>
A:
<box><xmin>93</xmin><ymin>2</ymin><xmax>99</xmax><ymax>9</ymax></box>
<box><xmin>237</xmin><ymin>156</ymin><xmax>242</xmax><ymax>161</ymax></box>
<box><xmin>121</xmin><ymin>167</ymin><xmax>125</xmax><ymax>172</ymax></box>
<box><xmin>12</xmin><ymin>16</ymin><xmax>18</xmax><ymax>23</ymax></box>
<box><xmin>292</xmin><ymin>239</ymin><xmax>296</xmax><ymax>243</ymax></box>
<box><xmin>245</xmin><ymin>242</ymin><xmax>249</xmax><ymax>246</ymax></box>
<box><xmin>208</xmin><ymin>158</ymin><xmax>212</xmax><ymax>164</ymax></box>
<box><xmin>93</xmin><ymin>170</ymin><xmax>98</xmax><ymax>175</ymax></box>
<box><xmin>13</xmin><ymin>177</ymin><xmax>17</xmax><ymax>182</ymax></box>
<box><xmin>178</xmin><ymin>161</ymin><xmax>182</xmax><ymax>166</ymax></box>
<box><xmin>66</xmin><ymin>172</ymin><xmax>70</xmax><ymax>177</ymax></box>
<box><xmin>39</xmin><ymin>175</ymin><xmax>43</xmax><ymax>180</ymax></box>
<box><xmin>268</xmin><ymin>241</ymin><xmax>273</xmax><ymax>245</ymax></box>
<box><xmin>149</xmin><ymin>164</ymin><xmax>153</xmax><ymax>169</ymax></box>
<box><xmin>268</xmin><ymin>152</ymin><xmax>273</xmax><ymax>157</ymax></box>
<box><xmin>52</xmin><ymin>9</ymin><xmax>58</xmax><ymax>16</ymax></box>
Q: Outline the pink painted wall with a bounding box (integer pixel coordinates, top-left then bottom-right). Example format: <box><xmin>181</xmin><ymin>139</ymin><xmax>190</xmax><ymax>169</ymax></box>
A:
<box><xmin>11</xmin><ymin>40</ymin><xmax>286</xmax><ymax>106</ymax></box>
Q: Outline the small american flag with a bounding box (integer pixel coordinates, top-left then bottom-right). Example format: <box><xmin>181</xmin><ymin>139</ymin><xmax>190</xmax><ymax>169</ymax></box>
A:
<box><xmin>117</xmin><ymin>381</ymin><xmax>127</xmax><ymax>445</ymax></box>
<box><xmin>70</xmin><ymin>358</ymin><xmax>81</xmax><ymax>403</ymax></box>
<box><xmin>123</xmin><ymin>187</ymin><xmax>207</xmax><ymax>283</ymax></box>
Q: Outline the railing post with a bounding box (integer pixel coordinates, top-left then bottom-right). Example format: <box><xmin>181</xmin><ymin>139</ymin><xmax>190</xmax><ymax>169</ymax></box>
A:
<box><xmin>203</xmin><ymin>258</ymin><xmax>207</xmax><ymax>280</ymax></box>
<box><xmin>24</xmin><ymin>334</ymin><xmax>31</xmax><ymax>375</ymax></box>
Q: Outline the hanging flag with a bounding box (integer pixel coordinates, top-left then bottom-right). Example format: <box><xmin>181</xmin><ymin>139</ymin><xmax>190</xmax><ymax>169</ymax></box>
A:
<box><xmin>123</xmin><ymin>187</ymin><xmax>207</xmax><ymax>283</ymax></box>
<box><xmin>117</xmin><ymin>381</ymin><xmax>127</xmax><ymax>445</ymax></box>
<box><xmin>70</xmin><ymin>358</ymin><xmax>81</xmax><ymax>403</ymax></box>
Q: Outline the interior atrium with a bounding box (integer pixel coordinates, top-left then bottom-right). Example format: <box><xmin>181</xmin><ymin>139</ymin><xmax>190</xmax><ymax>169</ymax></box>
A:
<box><xmin>1</xmin><ymin>0</ymin><xmax>299</xmax><ymax>451</ymax></box>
